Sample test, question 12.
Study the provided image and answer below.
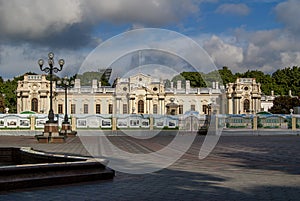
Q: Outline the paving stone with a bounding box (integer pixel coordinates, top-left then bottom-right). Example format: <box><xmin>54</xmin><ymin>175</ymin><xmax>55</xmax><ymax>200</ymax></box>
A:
<box><xmin>0</xmin><ymin>135</ymin><xmax>299</xmax><ymax>200</ymax></box>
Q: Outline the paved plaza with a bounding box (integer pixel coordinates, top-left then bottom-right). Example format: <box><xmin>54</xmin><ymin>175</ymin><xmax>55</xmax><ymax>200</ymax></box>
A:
<box><xmin>0</xmin><ymin>133</ymin><xmax>300</xmax><ymax>200</ymax></box>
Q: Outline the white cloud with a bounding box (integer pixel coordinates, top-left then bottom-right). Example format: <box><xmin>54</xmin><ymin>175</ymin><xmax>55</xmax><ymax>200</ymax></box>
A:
<box><xmin>0</xmin><ymin>44</ymin><xmax>86</xmax><ymax>79</ymax></box>
<box><xmin>2</xmin><ymin>0</ymin><xmax>300</xmax><ymax>79</ymax></box>
<box><xmin>0</xmin><ymin>0</ymin><xmax>82</xmax><ymax>39</ymax></box>
<box><xmin>275</xmin><ymin>0</ymin><xmax>300</xmax><ymax>33</ymax></box>
<box><xmin>203</xmin><ymin>35</ymin><xmax>243</xmax><ymax>71</ymax></box>
<box><xmin>198</xmin><ymin>27</ymin><xmax>300</xmax><ymax>74</ymax></box>
<box><xmin>235</xmin><ymin>28</ymin><xmax>300</xmax><ymax>73</ymax></box>
<box><xmin>0</xmin><ymin>0</ymin><xmax>199</xmax><ymax>40</ymax></box>
<box><xmin>85</xmin><ymin>0</ymin><xmax>199</xmax><ymax>24</ymax></box>
<box><xmin>0</xmin><ymin>0</ymin><xmax>203</xmax><ymax>79</ymax></box>
<box><xmin>216</xmin><ymin>3</ymin><xmax>250</xmax><ymax>16</ymax></box>
<box><xmin>280</xmin><ymin>52</ymin><xmax>300</xmax><ymax>67</ymax></box>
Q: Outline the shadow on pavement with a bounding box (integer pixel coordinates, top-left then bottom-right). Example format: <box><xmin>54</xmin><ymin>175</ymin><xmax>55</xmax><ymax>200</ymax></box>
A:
<box><xmin>217</xmin><ymin>135</ymin><xmax>300</xmax><ymax>175</ymax></box>
<box><xmin>1</xmin><ymin>168</ymin><xmax>299</xmax><ymax>201</ymax></box>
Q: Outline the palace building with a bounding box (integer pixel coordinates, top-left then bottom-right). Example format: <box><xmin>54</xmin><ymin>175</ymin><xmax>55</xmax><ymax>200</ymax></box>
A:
<box><xmin>16</xmin><ymin>73</ymin><xmax>224</xmax><ymax>116</ymax></box>
<box><xmin>17</xmin><ymin>72</ymin><xmax>277</xmax><ymax>115</ymax></box>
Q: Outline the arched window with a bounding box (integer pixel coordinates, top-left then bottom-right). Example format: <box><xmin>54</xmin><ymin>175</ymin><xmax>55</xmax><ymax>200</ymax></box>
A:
<box><xmin>153</xmin><ymin>104</ymin><xmax>158</xmax><ymax>114</ymax></box>
<box><xmin>244</xmin><ymin>99</ymin><xmax>250</xmax><ymax>112</ymax></box>
<box><xmin>138</xmin><ymin>100</ymin><xmax>144</xmax><ymax>114</ymax></box>
<box><xmin>31</xmin><ymin>98</ymin><xmax>38</xmax><ymax>112</ymax></box>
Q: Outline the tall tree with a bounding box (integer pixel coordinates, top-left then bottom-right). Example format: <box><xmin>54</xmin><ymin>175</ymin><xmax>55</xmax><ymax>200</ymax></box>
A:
<box><xmin>272</xmin><ymin>66</ymin><xmax>300</xmax><ymax>96</ymax></box>
<box><xmin>240</xmin><ymin>70</ymin><xmax>275</xmax><ymax>95</ymax></box>
<box><xmin>269</xmin><ymin>96</ymin><xmax>300</xmax><ymax>114</ymax></box>
<box><xmin>218</xmin><ymin>66</ymin><xmax>236</xmax><ymax>85</ymax></box>
<box><xmin>172</xmin><ymin>72</ymin><xmax>206</xmax><ymax>87</ymax></box>
<box><xmin>76</xmin><ymin>71</ymin><xmax>111</xmax><ymax>86</ymax></box>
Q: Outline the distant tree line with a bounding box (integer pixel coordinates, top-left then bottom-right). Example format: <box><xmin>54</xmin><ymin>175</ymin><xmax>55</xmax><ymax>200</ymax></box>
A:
<box><xmin>268</xmin><ymin>96</ymin><xmax>300</xmax><ymax>114</ymax></box>
<box><xmin>170</xmin><ymin>66</ymin><xmax>300</xmax><ymax>97</ymax></box>
<box><xmin>1</xmin><ymin>66</ymin><xmax>300</xmax><ymax>113</ymax></box>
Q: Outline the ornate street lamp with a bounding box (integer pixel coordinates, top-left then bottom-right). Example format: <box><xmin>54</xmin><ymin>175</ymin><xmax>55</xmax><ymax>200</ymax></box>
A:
<box><xmin>57</xmin><ymin>77</ymin><xmax>74</xmax><ymax>124</ymax></box>
<box><xmin>38</xmin><ymin>52</ymin><xmax>65</xmax><ymax>123</ymax></box>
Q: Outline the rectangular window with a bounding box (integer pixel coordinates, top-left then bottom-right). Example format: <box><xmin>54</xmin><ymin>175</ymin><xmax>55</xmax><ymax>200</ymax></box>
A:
<box><xmin>84</xmin><ymin>104</ymin><xmax>88</xmax><ymax>114</ymax></box>
<box><xmin>71</xmin><ymin>104</ymin><xmax>76</xmax><ymax>114</ymax></box>
<box><xmin>109</xmin><ymin>104</ymin><xmax>113</xmax><ymax>114</ymax></box>
<box><xmin>123</xmin><ymin>104</ymin><xmax>128</xmax><ymax>114</ymax></box>
<box><xmin>153</xmin><ymin>104</ymin><xmax>158</xmax><ymax>114</ymax></box>
<box><xmin>58</xmin><ymin>104</ymin><xmax>63</xmax><ymax>114</ymax></box>
<box><xmin>191</xmin><ymin>104</ymin><xmax>195</xmax><ymax>111</ymax></box>
<box><xmin>203</xmin><ymin>105</ymin><xmax>208</xmax><ymax>114</ymax></box>
<box><xmin>179</xmin><ymin>105</ymin><xmax>183</xmax><ymax>114</ymax></box>
<box><xmin>96</xmin><ymin>104</ymin><xmax>101</xmax><ymax>114</ymax></box>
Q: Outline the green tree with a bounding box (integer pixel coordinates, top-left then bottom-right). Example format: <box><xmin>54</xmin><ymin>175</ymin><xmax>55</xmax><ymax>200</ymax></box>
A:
<box><xmin>240</xmin><ymin>70</ymin><xmax>275</xmax><ymax>95</ymax></box>
<box><xmin>174</xmin><ymin>72</ymin><xmax>207</xmax><ymax>88</ymax></box>
<box><xmin>218</xmin><ymin>66</ymin><xmax>236</xmax><ymax>85</ymax></box>
<box><xmin>0</xmin><ymin>73</ymin><xmax>33</xmax><ymax>113</ymax></box>
<box><xmin>1</xmin><ymin>79</ymin><xmax>18</xmax><ymax>113</ymax></box>
<box><xmin>272</xmin><ymin>66</ymin><xmax>300</xmax><ymax>96</ymax></box>
<box><xmin>171</xmin><ymin>74</ymin><xmax>186</xmax><ymax>88</ymax></box>
<box><xmin>204</xmin><ymin>70</ymin><xmax>223</xmax><ymax>87</ymax></box>
<box><xmin>164</xmin><ymin>79</ymin><xmax>171</xmax><ymax>88</ymax></box>
<box><xmin>76</xmin><ymin>72</ymin><xmax>110</xmax><ymax>86</ymax></box>
<box><xmin>269</xmin><ymin>96</ymin><xmax>300</xmax><ymax>114</ymax></box>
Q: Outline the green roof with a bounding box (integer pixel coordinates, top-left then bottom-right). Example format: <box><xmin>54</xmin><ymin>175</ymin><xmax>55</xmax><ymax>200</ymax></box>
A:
<box><xmin>20</xmin><ymin>111</ymin><xmax>36</xmax><ymax>114</ymax></box>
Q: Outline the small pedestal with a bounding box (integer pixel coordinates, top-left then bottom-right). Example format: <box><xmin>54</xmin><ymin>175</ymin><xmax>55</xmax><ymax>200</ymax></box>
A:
<box><xmin>36</xmin><ymin>122</ymin><xmax>66</xmax><ymax>143</ymax></box>
<box><xmin>60</xmin><ymin>123</ymin><xmax>77</xmax><ymax>137</ymax></box>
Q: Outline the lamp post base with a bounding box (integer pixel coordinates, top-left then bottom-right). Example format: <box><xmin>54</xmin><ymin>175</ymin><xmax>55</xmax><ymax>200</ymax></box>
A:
<box><xmin>60</xmin><ymin>122</ymin><xmax>77</xmax><ymax>137</ymax></box>
<box><xmin>43</xmin><ymin>122</ymin><xmax>59</xmax><ymax>136</ymax></box>
<box><xmin>36</xmin><ymin>122</ymin><xmax>66</xmax><ymax>143</ymax></box>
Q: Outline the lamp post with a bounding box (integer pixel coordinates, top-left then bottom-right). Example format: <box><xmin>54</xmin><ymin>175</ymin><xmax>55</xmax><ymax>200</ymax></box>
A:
<box><xmin>36</xmin><ymin>52</ymin><xmax>66</xmax><ymax>143</ymax></box>
<box><xmin>57</xmin><ymin>77</ymin><xmax>74</xmax><ymax>124</ymax></box>
<box><xmin>38</xmin><ymin>52</ymin><xmax>65</xmax><ymax>123</ymax></box>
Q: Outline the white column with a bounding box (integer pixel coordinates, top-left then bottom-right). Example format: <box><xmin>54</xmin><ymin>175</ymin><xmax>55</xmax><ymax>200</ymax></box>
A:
<box><xmin>21</xmin><ymin>98</ymin><xmax>24</xmax><ymax>112</ymax></box>
<box><xmin>129</xmin><ymin>99</ymin><xmax>132</xmax><ymax>114</ymax></box>
<box><xmin>117</xmin><ymin>99</ymin><xmax>120</xmax><ymax>114</ymax></box>
<box><xmin>162</xmin><ymin>99</ymin><xmax>165</xmax><ymax>115</ymax></box>
<box><xmin>26</xmin><ymin>98</ymin><xmax>30</xmax><ymax>111</ymax></box>
<box><xmin>149</xmin><ymin>99</ymin><xmax>153</xmax><ymax>114</ymax></box>
<box><xmin>159</xmin><ymin>100</ymin><xmax>162</xmax><ymax>114</ymax></box>
<box><xmin>256</xmin><ymin>98</ymin><xmax>258</xmax><ymax>112</ymax></box>
<box><xmin>228</xmin><ymin>97</ymin><xmax>232</xmax><ymax>114</ymax></box>
<box><xmin>119</xmin><ymin>99</ymin><xmax>121</xmax><ymax>114</ymax></box>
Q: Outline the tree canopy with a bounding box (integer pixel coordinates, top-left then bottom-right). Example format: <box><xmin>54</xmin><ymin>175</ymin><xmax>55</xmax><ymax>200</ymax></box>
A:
<box><xmin>169</xmin><ymin>66</ymin><xmax>300</xmax><ymax>97</ymax></box>
<box><xmin>0</xmin><ymin>75</ymin><xmax>23</xmax><ymax>113</ymax></box>
<box><xmin>269</xmin><ymin>96</ymin><xmax>300</xmax><ymax>114</ymax></box>
<box><xmin>75</xmin><ymin>72</ymin><xmax>110</xmax><ymax>86</ymax></box>
<box><xmin>1</xmin><ymin>66</ymin><xmax>300</xmax><ymax>113</ymax></box>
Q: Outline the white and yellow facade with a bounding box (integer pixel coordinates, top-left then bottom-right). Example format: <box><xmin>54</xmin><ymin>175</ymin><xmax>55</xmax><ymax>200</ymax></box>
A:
<box><xmin>16</xmin><ymin>73</ymin><xmax>223</xmax><ymax>115</ymax></box>
<box><xmin>226</xmin><ymin>78</ymin><xmax>262</xmax><ymax>114</ymax></box>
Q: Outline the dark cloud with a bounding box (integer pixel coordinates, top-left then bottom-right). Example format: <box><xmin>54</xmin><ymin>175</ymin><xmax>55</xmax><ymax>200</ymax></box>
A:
<box><xmin>0</xmin><ymin>0</ymin><xmax>200</xmax><ymax>49</ymax></box>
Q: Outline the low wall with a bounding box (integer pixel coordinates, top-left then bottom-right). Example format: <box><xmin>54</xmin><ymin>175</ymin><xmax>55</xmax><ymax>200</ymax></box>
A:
<box><xmin>0</xmin><ymin>114</ymin><xmax>299</xmax><ymax>135</ymax></box>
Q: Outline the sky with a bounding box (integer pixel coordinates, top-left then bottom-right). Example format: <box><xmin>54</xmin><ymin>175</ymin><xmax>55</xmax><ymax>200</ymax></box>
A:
<box><xmin>1</xmin><ymin>0</ymin><xmax>300</xmax><ymax>80</ymax></box>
